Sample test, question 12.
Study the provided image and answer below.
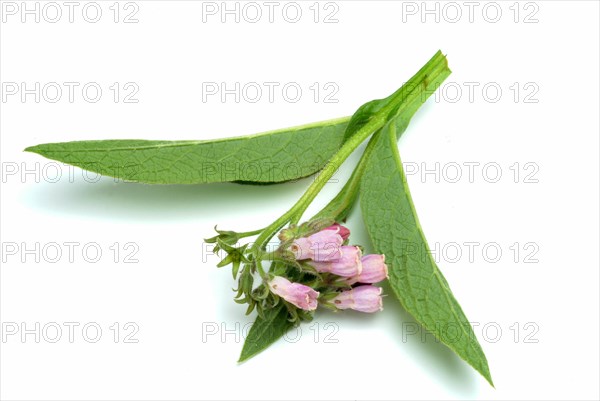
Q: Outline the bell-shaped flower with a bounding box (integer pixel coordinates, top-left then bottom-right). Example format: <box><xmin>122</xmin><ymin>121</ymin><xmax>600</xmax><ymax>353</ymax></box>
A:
<box><xmin>289</xmin><ymin>229</ymin><xmax>343</xmax><ymax>261</ymax></box>
<box><xmin>308</xmin><ymin>246</ymin><xmax>362</xmax><ymax>277</ymax></box>
<box><xmin>268</xmin><ymin>276</ymin><xmax>319</xmax><ymax>311</ymax></box>
<box><xmin>347</xmin><ymin>254</ymin><xmax>388</xmax><ymax>284</ymax></box>
<box><xmin>331</xmin><ymin>285</ymin><xmax>383</xmax><ymax>313</ymax></box>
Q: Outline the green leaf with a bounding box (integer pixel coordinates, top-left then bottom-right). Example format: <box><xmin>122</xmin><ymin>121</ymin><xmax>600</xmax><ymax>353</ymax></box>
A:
<box><xmin>25</xmin><ymin>52</ymin><xmax>448</xmax><ymax>186</ymax></box>
<box><xmin>238</xmin><ymin>304</ymin><xmax>292</xmax><ymax>362</ymax></box>
<box><xmin>360</xmin><ymin>122</ymin><xmax>494</xmax><ymax>386</ymax></box>
<box><xmin>25</xmin><ymin>117</ymin><xmax>349</xmax><ymax>185</ymax></box>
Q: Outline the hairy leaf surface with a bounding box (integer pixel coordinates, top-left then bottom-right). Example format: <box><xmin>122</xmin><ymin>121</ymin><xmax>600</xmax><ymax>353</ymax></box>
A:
<box><xmin>26</xmin><ymin>118</ymin><xmax>350</xmax><ymax>184</ymax></box>
<box><xmin>360</xmin><ymin>123</ymin><xmax>493</xmax><ymax>386</ymax></box>
<box><xmin>238</xmin><ymin>304</ymin><xmax>292</xmax><ymax>362</ymax></box>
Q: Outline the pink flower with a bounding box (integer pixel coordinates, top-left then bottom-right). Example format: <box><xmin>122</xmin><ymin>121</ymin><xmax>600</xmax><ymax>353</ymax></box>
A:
<box><xmin>289</xmin><ymin>229</ymin><xmax>343</xmax><ymax>261</ymax></box>
<box><xmin>323</xmin><ymin>223</ymin><xmax>351</xmax><ymax>241</ymax></box>
<box><xmin>309</xmin><ymin>246</ymin><xmax>362</xmax><ymax>277</ymax></box>
<box><xmin>268</xmin><ymin>276</ymin><xmax>319</xmax><ymax>311</ymax></box>
<box><xmin>347</xmin><ymin>254</ymin><xmax>388</xmax><ymax>284</ymax></box>
<box><xmin>331</xmin><ymin>285</ymin><xmax>383</xmax><ymax>313</ymax></box>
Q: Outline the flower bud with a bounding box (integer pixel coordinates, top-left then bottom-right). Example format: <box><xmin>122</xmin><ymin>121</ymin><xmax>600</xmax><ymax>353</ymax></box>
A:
<box><xmin>309</xmin><ymin>246</ymin><xmax>362</xmax><ymax>277</ymax></box>
<box><xmin>277</xmin><ymin>228</ymin><xmax>295</xmax><ymax>242</ymax></box>
<box><xmin>268</xmin><ymin>276</ymin><xmax>319</xmax><ymax>311</ymax></box>
<box><xmin>323</xmin><ymin>223</ymin><xmax>351</xmax><ymax>241</ymax></box>
<box><xmin>347</xmin><ymin>254</ymin><xmax>388</xmax><ymax>284</ymax></box>
<box><xmin>289</xmin><ymin>229</ymin><xmax>343</xmax><ymax>261</ymax></box>
<box><xmin>331</xmin><ymin>285</ymin><xmax>383</xmax><ymax>313</ymax></box>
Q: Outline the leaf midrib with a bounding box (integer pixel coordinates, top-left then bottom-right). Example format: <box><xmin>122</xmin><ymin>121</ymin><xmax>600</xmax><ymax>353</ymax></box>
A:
<box><xmin>26</xmin><ymin>116</ymin><xmax>351</xmax><ymax>153</ymax></box>
<box><xmin>384</xmin><ymin>127</ymin><xmax>492</xmax><ymax>385</ymax></box>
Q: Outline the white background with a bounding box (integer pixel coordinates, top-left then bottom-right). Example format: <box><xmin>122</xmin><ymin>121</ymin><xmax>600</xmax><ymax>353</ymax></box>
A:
<box><xmin>1</xmin><ymin>1</ymin><xmax>599</xmax><ymax>400</ymax></box>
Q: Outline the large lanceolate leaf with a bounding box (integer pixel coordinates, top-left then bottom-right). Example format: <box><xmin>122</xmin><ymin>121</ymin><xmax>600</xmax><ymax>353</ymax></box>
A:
<box><xmin>25</xmin><ymin>117</ymin><xmax>349</xmax><ymax>184</ymax></box>
<box><xmin>238</xmin><ymin>304</ymin><xmax>292</xmax><ymax>362</ymax></box>
<box><xmin>360</xmin><ymin>122</ymin><xmax>494</xmax><ymax>386</ymax></box>
<box><xmin>25</xmin><ymin>52</ymin><xmax>448</xmax><ymax>186</ymax></box>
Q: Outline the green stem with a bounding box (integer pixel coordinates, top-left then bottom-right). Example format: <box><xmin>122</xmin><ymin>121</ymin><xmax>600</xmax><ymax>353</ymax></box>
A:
<box><xmin>313</xmin><ymin>57</ymin><xmax>453</xmax><ymax>222</ymax></box>
<box><xmin>311</xmin><ymin>112</ymin><xmax>420</xmax><ymax>222</ymax></box>
<box><xmin>311</xmin><ymin>129</ymin><xmax>380</xmax><ymax>222</ymax></box>
<box><xmin>251</xmin><ymin>258</ymin><xmax>270</xmax><ymax>281</ymax></box>
<box><xmin>251</xmin><ymin>113</ymin><xmax>388</xmax><ymax>254</ymax></box>
<box><xmin>238</xmin><ymin>228</ymin><xmax>265</xmax><ymax>239</ymax></box>
<box><xmin>255</xmin><ymin>250</ymin><xmax>278</xmax><ymax>261</ymax></box>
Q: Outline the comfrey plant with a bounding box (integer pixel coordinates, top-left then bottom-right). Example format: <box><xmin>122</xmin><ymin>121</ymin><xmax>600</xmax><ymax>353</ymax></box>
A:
<box><xmin>26</xmin><ymin>51</ymin><xmax>493</xmax><ymax>386</ymax></box>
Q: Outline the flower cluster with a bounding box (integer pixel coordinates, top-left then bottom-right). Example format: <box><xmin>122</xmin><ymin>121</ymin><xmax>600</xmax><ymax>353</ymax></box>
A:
<box><xmin>272</xmin><ymin>222</ymin><xmax>387</xmax><ymax>314</ymax></box>
<box><xmin>208</xmin><ymin>219</ymin><xmax>388</xmax><ymax>322</ymax></box>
